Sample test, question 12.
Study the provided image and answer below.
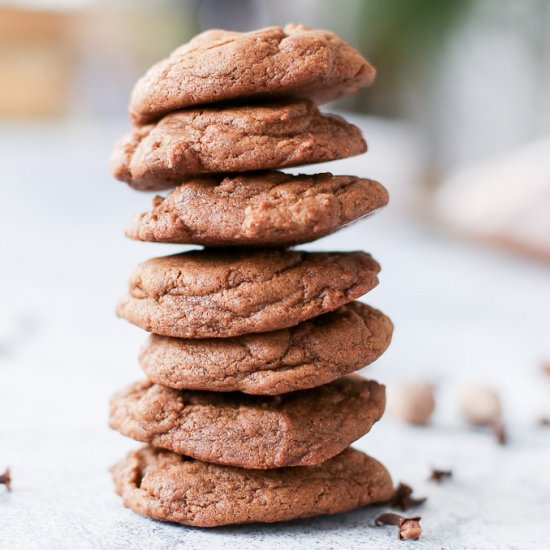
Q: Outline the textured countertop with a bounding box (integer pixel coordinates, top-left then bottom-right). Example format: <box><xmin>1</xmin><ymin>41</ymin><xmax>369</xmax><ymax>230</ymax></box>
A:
<box><xmin>1</xmin><ymin>119</ymin><xmax>549</xmax><ymax>549</ymax></box>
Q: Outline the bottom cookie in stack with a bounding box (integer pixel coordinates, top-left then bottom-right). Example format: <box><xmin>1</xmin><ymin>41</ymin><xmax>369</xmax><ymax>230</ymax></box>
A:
<box><xmin>112</xmin><ymin>446</ymin><xmax>394</xmax><ymax>527</ymax></box>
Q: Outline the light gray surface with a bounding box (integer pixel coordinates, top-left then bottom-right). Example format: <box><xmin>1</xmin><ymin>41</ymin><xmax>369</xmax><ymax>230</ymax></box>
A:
<box><xmin>0</xmin><ymin>119</ymin><xmax>549</xmax><ymax>549</ymax></box>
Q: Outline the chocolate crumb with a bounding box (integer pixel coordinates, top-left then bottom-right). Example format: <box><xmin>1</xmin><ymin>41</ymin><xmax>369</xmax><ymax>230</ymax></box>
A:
<box><xmin>542</xmin><ymin>363</ymin><xmax>550</xmax><ymax>376</ymax></box>
<box><xmin>493</xmin><ymin>420</ymin><xmax>507</xmax><ymax>445</ymax></box>
<box><xmin>429</xmin><ymin>468</ymin><xmax>452</xmax><ymax>483</ymax></box>
<box><xmin>375</xmin><ymin>512</ymin><xmax>422</xmax><ymax>540</ymax></box>
<box><xmin>0</xmin><ymin>468</ymin><xmax>11</xmax><ymax>492</ymax></box>
<box><xmin>390</xmin><ymin>482</ymin><xmax>427</xmax><ymax>511</ymax></box>
<box><xmin>537</xmin><ymin>417</ymin><xmax>550</xmax><ymax>427</ymax></box>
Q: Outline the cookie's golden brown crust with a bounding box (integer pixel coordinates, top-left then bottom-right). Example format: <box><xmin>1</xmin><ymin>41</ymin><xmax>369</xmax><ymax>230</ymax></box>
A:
<box><xmin>125</xmin><ymin>172</ymin><xmax>388</xmax><ymax>246</ymax></box>
<box><xmin>116</xmin><ymin>249</ymin><xmax>381</xmax><ymax>338</ymax></box>
<box><xmin>109</xmin><ymin>376</ymin><xmax>385</xmax><ymax>469</ymax></box>
<box><xmin>140</xmin><ymin>302</ymin><xmax>393</xmax><ymax>394</ymax></box>
<box><xmin>110</xmin><ymin>99</ymin><xmax>366</xmax><ymax>191</ymax></box>
<box><xmin>112</xmin><ymin>446</ymin><xmax>393</xmax><ymax>527</ymax></box>
<box><xmin>129</xmin><ymin>24</ymin><xmax>376</xmax><ymax>125</ymax></box>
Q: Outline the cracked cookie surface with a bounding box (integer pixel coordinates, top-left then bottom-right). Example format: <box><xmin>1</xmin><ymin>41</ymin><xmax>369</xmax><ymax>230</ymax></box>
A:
<box><xmin>129</xmin><ymin>24</ymin><xmax>376</xmax><ymax>125</ymax></box>
<box><xmin>110</xmin><ymin>99</ymin><xmax>366</xmax><ymax>191</ymax></box>
<box><xmin>109</xmin><ymin>376</ymin><xmax>385</xmax><ymax>469</ymax></box>
<box><xmin>140</xmin><ymin>302</ymin><xmax>393</xmax><ymax>394</ymax></box>
<box><xmin>126</xmin><ymin>171</ymin><xmax>388</xmax><ymax>246</ymax></box>
<box><xmin>116</xmin><ymin>248</ymin><xmax>381</xmax><ymax>338</ymax></box>
<box><xmin>112</xmin><ymin>446</ymin><xmax>393</xmax><ymax>527</ymax></box>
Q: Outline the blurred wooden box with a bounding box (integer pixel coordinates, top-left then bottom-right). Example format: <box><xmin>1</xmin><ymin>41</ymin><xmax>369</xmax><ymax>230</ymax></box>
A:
<box><xmin>0</xmin><ymin>7</ymin><xmax>78</xmax><ymax>117</ymax></box>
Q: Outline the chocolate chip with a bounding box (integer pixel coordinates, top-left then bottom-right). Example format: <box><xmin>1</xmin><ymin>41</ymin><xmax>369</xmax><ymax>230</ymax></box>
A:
<box><xmin>493</xmin><ymin>420</ymin><xmax>507</xmax><ymax>445</ymax></box>
<box><xmin>389</xmin><ymin>482</ymin><xmax>427</xmax><ymax>511</ymax></box>
<box><xmin>0</xmin><ymin>468</ymin><xmax>11</xmax><ymax>492</ymax></box>
<box><xmin>375</xmin><ymin>512</ymin><xmax>422</xmax><ymax>540</ymax></box>
<box><xmin>429</xmin><ymin>468</ymin><xmax>452</xmax><ymax>483</ymax></box>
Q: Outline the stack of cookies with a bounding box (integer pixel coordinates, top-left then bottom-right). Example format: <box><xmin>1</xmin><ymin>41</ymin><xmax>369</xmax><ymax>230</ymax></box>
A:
<box><xmin>109</xmin><ymin>25</ymin><xmax>395</xmax><ymax>527</ymax></box>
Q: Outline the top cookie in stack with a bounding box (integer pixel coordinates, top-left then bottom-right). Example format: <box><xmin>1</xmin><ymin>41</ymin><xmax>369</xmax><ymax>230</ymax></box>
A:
<box><xmin>128</xmin><ymin>24</ymin><xmax>376</xmax><ymax>126</ymax></box>
<box><xmin>109</xmin><ymin>24</ymin><xmax>394</xmax><ymax>528</ymax></box>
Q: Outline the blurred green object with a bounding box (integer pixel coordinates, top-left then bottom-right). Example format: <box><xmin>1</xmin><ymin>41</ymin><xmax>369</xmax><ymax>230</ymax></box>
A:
<box><xmin>352</xmin><ymin>0</ymin><xmax>472</xmax><ymax>115</ymax></box>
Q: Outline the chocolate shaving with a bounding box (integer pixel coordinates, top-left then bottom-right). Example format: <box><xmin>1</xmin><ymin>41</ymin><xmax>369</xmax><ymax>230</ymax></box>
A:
<box><xmin>375</xmin><ymin>512</ymin><xmax>422</xmax><ymax>540</ymax></box>
<box><xmin>538</xmin><ymin>417</ymin><xmax>550</xmax><ymax>427</ymax></box>
<box><xmin>0</xmin><ymin>468</ymin><xmax>11</xmax><ymax>492</ymax></box>
<box><xmin>493</xmin><ymin>420</ymin><xmax>507</xmax><ymax>445</ymax></box>
<box><xmin>389</xmin><ymin>482</ymin><xmax>427</xmax><ymax>511</ymax></box>
<box><xmin>542</xmin><ymin>363</ymin><xmax>550</xmax><ymax>376</ymax></box>
<box><xmin>429</xmin><ymin>468</ymin><xmax>452</xmax><ymax>483</ymax></box>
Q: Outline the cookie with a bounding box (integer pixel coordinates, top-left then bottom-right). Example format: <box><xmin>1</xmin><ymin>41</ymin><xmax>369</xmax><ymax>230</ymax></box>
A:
<box><xmin>116</xmin><ymin>249</ymin><xmax>380</xmax><ymax>338</ymax></box>
<box><xmin>140</xmin><ymin>302</ymin><xmax>393</xmax><ymax>395</ymax></box>
<box><xmin>129</xmin><ymin>24</ymin><xmax>376</xmax><ymax>125</ymax></box>
<box><xmin>109</xmin><ymin>376</ymin><xmax>385</xmax><ymax>469</ymax></box>
<box><xmin>112</xmin><ymin>445</ymin><xmax>393</xmax><ymax>527</ymax></box>
<box><xmin>110</xmin><ymin>99</ymin><xmax>366</xmax><ymax>191</ymax></box>
<box><xmin>126</xmin><ymin>172</ymin><xmax>388</xmax><ymax>246</ymax></box>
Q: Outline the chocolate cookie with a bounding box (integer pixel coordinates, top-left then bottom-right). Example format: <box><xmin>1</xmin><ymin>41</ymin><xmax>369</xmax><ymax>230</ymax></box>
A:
<box><xmin>110</xmin><ymin>99</ymin><xmax>366</xmax><ymax>191</ymax></box>
<box><xmin>116</xmin><ymin>249</ymin><xmax>380</xmax><ymax>338</ymax></box>
<box><xmin>112</xmin><ymin>446</ymin><xmax>393</xmax><ymax>527</ymax></box>
<box><xmin>109</xmin><ymin>376</ymin><xmax>385</xmax><ymax>469</ymax></box>
<box><xmin>129</xmin><ymin>24</ymin><xmax>376</xmax><ymax>125</ymax></box>
<box><xmin>126</xmin><ymin>172</ymin><xmax>388</xmax><ymax>246</ymax></box>
<box><xmin>140</xmin><ymin>302</ymin><xmax>393</xmax><ymax>395</ymax></box>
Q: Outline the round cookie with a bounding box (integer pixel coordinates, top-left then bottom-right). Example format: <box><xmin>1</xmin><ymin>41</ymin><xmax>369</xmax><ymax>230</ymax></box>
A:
<box><xmin>129</xmin><ymin>24</ymin><xmax>376</xmax><ymax>125</ymax></box>
<box><xmin>126</xmin><ymin>172</ymin><xmax>388</xmax><ymax>246</ymax></box>
<box><xmin>112</xmin><ymin>446</ymin><xmax>393</xmax><ymax>527</ymax></box>
<box><xmin>109</xmin><ymin>376</ymin><xmax>386</xmax><ymax>469</ymax></box>
<box><xmin>110</xmin><ymin>99</ymin><xmax>366</xmax><ymax>191</ymax></box>
<box><xmin>140</xmin><ymin>302</ymin><xmax>393</xmax><ymax>395</ymax></box>
<box><xmin>116</xmin><ymin>248</ymin><xmax>381</xmax><ymax>338</ymax></box>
